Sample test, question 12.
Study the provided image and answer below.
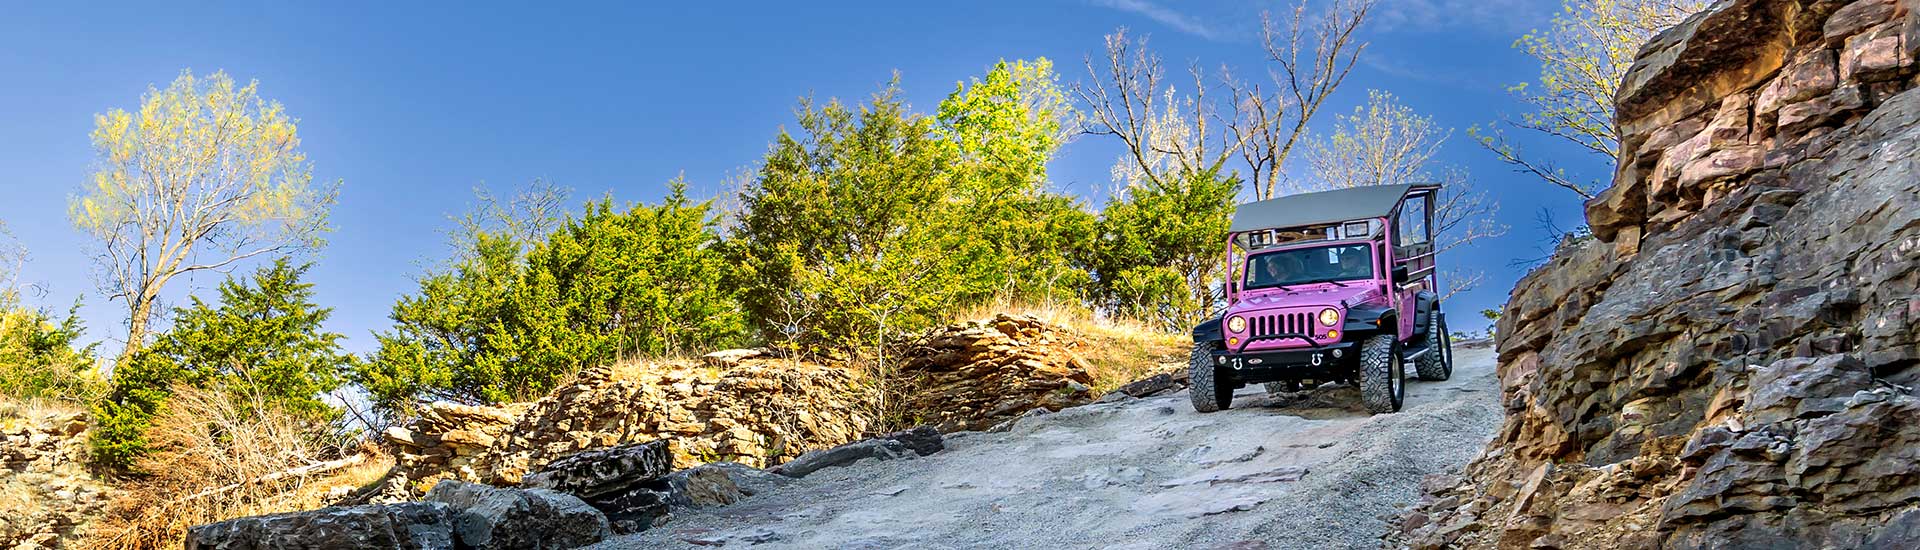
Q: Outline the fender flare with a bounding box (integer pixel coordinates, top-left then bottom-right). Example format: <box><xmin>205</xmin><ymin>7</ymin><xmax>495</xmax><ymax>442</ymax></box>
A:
<box><xmin>1191</xmin><ymin>316</ymin><xmax>1224</xmax><ymax>346</ymax></box>
<box><xmin>1343</xmin><ymin>305</ymin><xmax>1397</xmax><ymax>337</ymax></box>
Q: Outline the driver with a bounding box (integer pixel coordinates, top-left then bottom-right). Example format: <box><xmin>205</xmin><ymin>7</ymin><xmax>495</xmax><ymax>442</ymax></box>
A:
<box><xmin>1260</xmin><ymin>255</ymin><xmax>1302</xmax><ymax>286</ymax></box>
<box><xmin>1338</xmin><ymin>249</ymin><xmax>1370</xmax><ymax>278</ymax></box>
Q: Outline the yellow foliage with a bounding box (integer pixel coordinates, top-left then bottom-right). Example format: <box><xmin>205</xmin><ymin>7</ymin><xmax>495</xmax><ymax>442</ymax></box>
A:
<box><xmin>70</xmin><ymin>69</ymin><xmax>337</xmax><ymax>364</ymax></box>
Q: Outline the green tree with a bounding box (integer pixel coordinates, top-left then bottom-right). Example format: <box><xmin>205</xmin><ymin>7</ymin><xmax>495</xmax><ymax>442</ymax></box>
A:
<box><xmin>359</xmin><ymin>183</ymin><xmax>745</xmax><ymax>413</ymax></box>
<box><xmin>1085</xmin><ymin>168</ymin><xmax>1241</xmax><ymax>332</ymax></box>
<box><xmin>91</xmin><ymin>259</ymin><xmax>349</xmax><ymax>469</ymax></box>
<box><xmin>1474</xmin><ymin>0</ymin><xmax>1709</xmax><ymax>199</ymax></box>
<box><xmin>513</xmin><ymin>181</ymin><xmax>744</xmax><ymax>364</ymax></box>
<box><xmin>934</xmin><ymin>59</ymin><xmax>1096</xmax><ymax>304</ymax></box>
<box><xmin>733</xmin><ymin>82</ymin><xmax>998</xmax><ymax>351</ymax></box>
<box><xmin>71</xmin><ymin>70</ymin><xmax>338</xmax><ymax>366</ymax></box>
<box><xmin>0</xmin><ymin>222</ymin><xmax>100</xmax><ymax>402</ymax></box>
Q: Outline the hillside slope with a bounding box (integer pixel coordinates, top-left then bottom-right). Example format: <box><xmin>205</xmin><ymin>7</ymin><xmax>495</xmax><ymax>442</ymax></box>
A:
<box><xmin>593</xmin><ymin>346</ymin><xmax>1501</xmax><ymax>550</ymax></box>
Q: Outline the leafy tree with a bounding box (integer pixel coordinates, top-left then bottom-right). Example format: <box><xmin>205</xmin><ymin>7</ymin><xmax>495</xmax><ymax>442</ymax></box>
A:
<box><xmin>1085</xmin><ymin>168</ymin><xmax>1241</xmax><ymax>332</ymax></box>
<box><xmin>359</xmin><ymin>183</ymin><xmax>744</xmax><ymax>413</ymax></box>
<box><xmin>0</xmin><ymin>301</ymin><xmax>100</xmax><ymax>403</ymax></box>
<box><xmin>514</xmin><ymin>182</ymin><xmax>744</xmax><ymax>365</ymax></box>
<box><xmin>1474</xmin><ymin>0</ymin><xmax>1709</xmax><ymax>199</ymax></box>
<box><xmin>357</xmin><ymin>230</ymin><xmax>523</xmax><ymax>414</ymax></box>
<box><xmin>91</xmin><ymin>259</ymin><xmax>349</xmax><ymax>469</ymax></box>
<box><xmin>733</xmin><ymin>83</ymin><xmax>998</xmax><ymax>351</ymax></box>
<box><xmin>935</xmin><ymin>59</ymin><xmax>1096</xmax><ymax>304</ymax></box>
<box><xmin>0</xmin><ymin>222</ymin><xmax>100</xmax><ymax>402</ymax></box>
<box><xmin>71</xmin><ymin>70</ymin><xmax>337</xmax><ymax>367</ymax></box>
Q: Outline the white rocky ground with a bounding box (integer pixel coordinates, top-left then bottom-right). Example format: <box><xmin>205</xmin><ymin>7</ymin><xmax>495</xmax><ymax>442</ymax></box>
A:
<box><xmin>596</xmin><ymin>345</ymin><xmax>1502</xmax><ymax>550</ymax></box>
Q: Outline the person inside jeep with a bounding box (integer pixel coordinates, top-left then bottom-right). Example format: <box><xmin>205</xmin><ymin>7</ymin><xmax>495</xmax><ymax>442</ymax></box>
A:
<box><xmin>1255</xmin><ymin>255</ymin><xmax>1301</xmax><ymax>287</ymax></box>
<box><xmin>1337</xmin><ymin>247</ymin><xmax>1371</xmax><ymax>279</ymax></box>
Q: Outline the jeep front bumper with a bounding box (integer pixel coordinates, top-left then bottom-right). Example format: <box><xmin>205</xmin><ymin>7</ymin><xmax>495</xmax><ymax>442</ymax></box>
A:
<box><xmin>1212</xmin><ymin>341</ymin><xmax>1356</xmax><ymax>382</ymax></box>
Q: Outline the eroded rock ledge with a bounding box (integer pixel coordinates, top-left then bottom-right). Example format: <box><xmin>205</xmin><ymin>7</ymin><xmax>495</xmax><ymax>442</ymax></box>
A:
<box><xmin>1397</xmin><ymin>1</ymin><xmax>1920</xmax><ymax>548</ymax></box>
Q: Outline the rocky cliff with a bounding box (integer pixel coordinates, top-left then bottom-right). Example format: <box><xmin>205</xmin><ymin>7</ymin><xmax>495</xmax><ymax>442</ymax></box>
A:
<box><xmin>378</xmin><ymin>314</ymin><xmax>1140</xmax><ymax>498</ymax></box>
<box><xmin>1397</xmin><ymin>1</ymin><xmax>1920</xmax><ymax>548</ymax></box>
<box><xmin>897</xmin><ymin>314</ymin><xmax>1108</xmax><ymax>432</ymax></box>
<box><xmin>1</xmin><ymin>400</ymin><xmax>113</xmax><ymax>549</ymax></box>
<box><xmin>380</xmin><ymin>351</ymin><xmax>872</xmax><ymax>498</ymax></box>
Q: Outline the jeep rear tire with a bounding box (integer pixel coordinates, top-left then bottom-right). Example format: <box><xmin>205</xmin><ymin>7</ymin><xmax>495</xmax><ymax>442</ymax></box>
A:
<box><xmin>1415</xmin><ymin>313</ymin><xmax>1453</xmax><ymax>381</ymax></box>
<box><xmin>1189</xmin><ymin>343</ymin><xmax>1233</xmax><ymax>413</ymax></box>
<box><xmin>1264</xmin><ymin>381</ymin><xmax>1301</xmax><ymax>395</ymax></box>
<box><xmin>1359</xmin><ymin>334</ymin><xmax>1405</xmax><ymax>414</ymax></box>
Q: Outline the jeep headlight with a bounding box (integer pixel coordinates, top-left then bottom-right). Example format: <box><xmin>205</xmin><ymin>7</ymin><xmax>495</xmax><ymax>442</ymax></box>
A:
<box><xmin>1318</xmin><ymin>308</ymin><xmax>1340</xmax><ymax>326</ymax></box>
<box><xmin>1227</xmin><ymin>316</ymin><xmax>1246</xmax><ymax>333</ymax></box>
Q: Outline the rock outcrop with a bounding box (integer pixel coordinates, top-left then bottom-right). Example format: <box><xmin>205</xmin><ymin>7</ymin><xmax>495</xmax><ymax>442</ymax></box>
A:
<box><xmin>381</xmin><ymin>351</ymin><xmax>871</xmax><ymax>498</ymax></box>
<box><xmin>768</xmin><ymin>425</ymin><xmax>945</xmax><ymax>478</ymax></box>
<box><xmin>1</xmin><ymin>400</ymin><xmax>112</xmax><ymax>549</ymax></box>
<box><xmin>897</xmin><ymin>314</ymin><xmax>1103</xmax><ymax>431</ymax></box>
<box><xmin>521</xmin><ymin>440</ymin><xmax>675</xmax><ymax>534</ymax></box>
<box><xmin>186</xmin><ymin>480</ymin><xmax>613</xmax><ymax>550</ymax></box>
<box><xmin>184</xmin><ymin>502</ymin><xmax>461</xmax><ymax>550</ymax></box>
<box><xmin>1397</xmin><ymin>1</ymin><xmax>1920</xmax><ymax>548</ymax></box>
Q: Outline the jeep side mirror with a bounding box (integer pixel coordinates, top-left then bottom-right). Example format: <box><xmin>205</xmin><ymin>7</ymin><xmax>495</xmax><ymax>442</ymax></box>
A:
<box><xmin>1391</xmin><ymin>265</ymin><xmax>1409</xmax><ymax>283</ymax></box>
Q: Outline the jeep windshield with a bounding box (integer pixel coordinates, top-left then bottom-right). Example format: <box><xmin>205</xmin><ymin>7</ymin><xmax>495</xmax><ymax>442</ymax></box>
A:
<box><xmin>1244</xmin><ymin>243</ymin><xmax>1373</xmax><ymax>291</ymax></box>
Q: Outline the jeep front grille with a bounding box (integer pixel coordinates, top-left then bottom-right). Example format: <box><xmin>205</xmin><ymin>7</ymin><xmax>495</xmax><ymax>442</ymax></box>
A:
<box><xmin>1252</xmin><ymin>312</ymin><xmax>1314</xmax><ymax>336</ymax></box>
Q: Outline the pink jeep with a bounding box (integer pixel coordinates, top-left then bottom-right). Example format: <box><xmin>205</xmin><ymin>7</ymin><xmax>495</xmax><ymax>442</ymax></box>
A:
<box><xmin>1189</xmin><ymin>183</ymin><xmax>1453</xmax><ymax>414</ymax></box>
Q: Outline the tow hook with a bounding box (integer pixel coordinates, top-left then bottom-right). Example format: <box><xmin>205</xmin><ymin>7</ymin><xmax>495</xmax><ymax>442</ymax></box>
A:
<box><xmin>1311</xmin><ymin>353</ymin><xmax>1323</xmax><ymax>366</ymax></box>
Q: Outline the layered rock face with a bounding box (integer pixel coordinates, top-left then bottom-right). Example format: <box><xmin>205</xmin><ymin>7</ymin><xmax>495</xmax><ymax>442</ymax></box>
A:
<box><xmin>1404</xmin><ymin>1</ymin><xmax>1920</xmax><ymax>548</ymax></box>
<box><xmin>1</xmin><ymin>401</ymin><xmax>112</xmax><ymax>549</ymax></box>
<box><xmin>897</xmin><ymin>314</ymin><xmax>1102</xmax><ymax>431</ymax></box>
<box><xmin>381</xmin><ymin>352</ymin><xmax>871</xmax><ymax>498</ymax></box>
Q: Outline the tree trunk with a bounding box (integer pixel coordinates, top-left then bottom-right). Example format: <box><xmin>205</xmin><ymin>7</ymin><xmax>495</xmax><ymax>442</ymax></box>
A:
<box><xmin>115</xmin><ymin>291</ymin><xmax>157</xmax><ymax>369</ymax></box>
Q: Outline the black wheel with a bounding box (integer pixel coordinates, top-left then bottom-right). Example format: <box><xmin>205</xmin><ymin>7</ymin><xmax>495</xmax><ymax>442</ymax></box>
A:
<box><xmin>1263</xmin><ymin>381</ymin><xmax>1301</xmax><ymax>396</ymax></box>
<box><xmin>1189</xmin><ymin>343</ymin><xmax>1233</xmax><ymax>413</ymax></box>
<box><xmin>1415</xmin><ymin>313</ymin><xmax>1453</xmax><ymax>381</ymax></box>
<box><xmin>1359</xmin><ymin>335</ymin><xmax>1405</xmax><ymax>414</ymax></box>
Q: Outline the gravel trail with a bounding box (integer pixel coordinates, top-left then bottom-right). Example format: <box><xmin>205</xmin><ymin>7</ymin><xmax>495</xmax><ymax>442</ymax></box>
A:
<box><xmin>596</xmin><ymin>345</ymin><xmax>1502</xmax><ymax>550</ymax></box>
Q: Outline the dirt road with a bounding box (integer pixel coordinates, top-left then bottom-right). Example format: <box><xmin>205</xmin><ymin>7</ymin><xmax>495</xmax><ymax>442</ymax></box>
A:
<box><xmin>597</xmin><ymin>345</ymin><xmax>1502</xmax><ymax>550</ymax></box>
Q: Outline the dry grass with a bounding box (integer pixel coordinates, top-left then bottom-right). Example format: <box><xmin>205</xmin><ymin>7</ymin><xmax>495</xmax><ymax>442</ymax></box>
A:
<box><xmin>78</xmin><ymin>386</ymin><xmax>391</xmax><ymax>550</ymax></box>
<box><xmin>947</xmin><ymin>300</ymin><xmax>1188</xmax><ymax>395</ymax></box>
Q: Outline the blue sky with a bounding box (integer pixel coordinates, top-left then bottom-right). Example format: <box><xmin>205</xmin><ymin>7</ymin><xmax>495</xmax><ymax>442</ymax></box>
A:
<box><xmin>0</xmin><ymin>0</ymin><xmax>1604</xmax><ymax>354</ymax></box>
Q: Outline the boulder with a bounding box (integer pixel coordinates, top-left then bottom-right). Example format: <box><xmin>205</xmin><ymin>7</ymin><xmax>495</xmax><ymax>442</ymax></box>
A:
<box><xmin>769</xmin><ymin>438</ymin><xmax>914</xmax><ymax>478</ymax></box>
<box><xmin>184</xmin><ymin>503</ymin><xmax>458</xmax><ymax>550</ymax></box>
<box><xmin>1115</xmin><ymin>372</ymin><xmax>1182</xmax><ymax>397</ymax></box>
<box><xmin>663</xmin><ymin>461</ymin><xmax>791</xmax><ymax>504</ymax></box>
<box><xmin>767</xmin><ymin>425</ymin><xmax>945</xmax><ymax>478</ymax></box>
<box><xmin>519</xmin><ymin>441</ymin><xmax>680</xmax><ymax>535</ymax></box>
<box><xmin>521</xmin><ymin>440</ymin><xmax>673</xmax><ymax>498</ymax></box>
<box><xmin>423</xmin><ymin>480</ymin><xmax>610</xmax><ymax>550</ymax></box>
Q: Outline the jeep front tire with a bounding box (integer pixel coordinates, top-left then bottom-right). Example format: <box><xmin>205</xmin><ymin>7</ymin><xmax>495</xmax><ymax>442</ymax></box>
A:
<box><xmin>1189</xmin><ymin>343</ymin><xmax>1233</xmax><ymax>413</ymax></box>
<box><xmin>1359</xmin><ymin>334</ymin><xmax>1405</xmax><ymax>414</ymax></box>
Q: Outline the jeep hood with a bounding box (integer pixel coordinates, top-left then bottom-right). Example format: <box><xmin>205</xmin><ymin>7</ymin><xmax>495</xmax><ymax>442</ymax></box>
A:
<box><xmin>1236</xmin><ymin>285</ymin><xmax>1383</xmax><ymax>310</ymax></box>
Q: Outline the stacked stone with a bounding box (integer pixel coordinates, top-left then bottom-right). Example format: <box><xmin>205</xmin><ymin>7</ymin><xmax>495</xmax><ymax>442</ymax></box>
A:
<box><xmin>896</xmin><ymin>314</ymin><xmax>1099</xmax><ymax>432</ymax></box>
<box><xmin>0</xmin><ymin>401</ymin><xmax>113</xmax><ymax>549</ymax></box>
<box><xmin>382</xmin><ymin>350</ymin><xmax>872</xmax><ymax>498</ymax></box>
<box><xmin>1393</xmin><ymin>2</ymin><xmax>1920</xmax><ymax>548</ymax></box>
<box><xmin>381</xmin><ymin>401</ymin><xmax>528</xmax><ymax>498</ymax></box>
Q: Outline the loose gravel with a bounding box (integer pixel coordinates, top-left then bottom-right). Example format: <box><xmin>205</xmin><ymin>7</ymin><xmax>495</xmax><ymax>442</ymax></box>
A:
<box><xmin>592</xmin><ymin>345</ymin><xmax>1504</xmax><ymax>550</ymax></box>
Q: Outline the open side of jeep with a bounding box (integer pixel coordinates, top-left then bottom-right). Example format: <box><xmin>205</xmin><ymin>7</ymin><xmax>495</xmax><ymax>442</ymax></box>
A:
<box><xmin>1189</xmin><ymin>183</ymin><xmax>1454</xmax><ymax>414</ymax></box>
